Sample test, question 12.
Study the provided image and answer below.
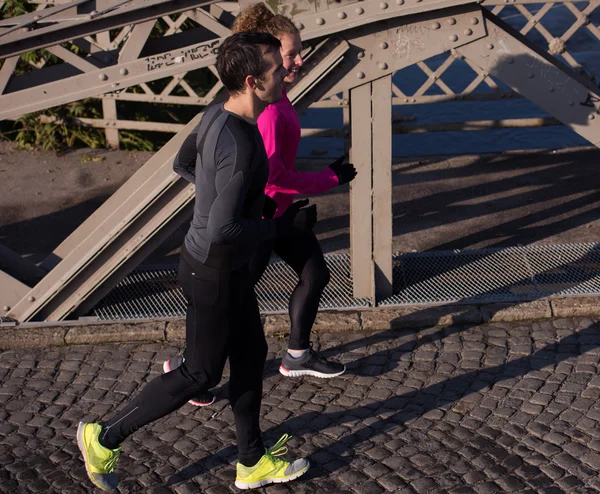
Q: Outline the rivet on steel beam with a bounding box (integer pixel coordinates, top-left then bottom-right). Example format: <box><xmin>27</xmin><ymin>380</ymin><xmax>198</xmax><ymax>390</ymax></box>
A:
<box><xmin>379</xmin><ymin>62</ymin><xmax>388</xmax><ymax>70</ymax></box>
<box><xmin>487</xmin><ymin>44</ymin><xmax>494</xmax><ymax>50</ymax></box>
<box><xmin>338</xmin><ymin>12</ymin><xmax>347</xmax><ymax>19</ymax></box>
<box><xmin>528</xmin><ymin>72</ymin><xmax>534</xmax><ymax>78</ymax></box>
<box><xmin>296</xmin><ymin>22</ymin><xmax>304</xmax><ymax>30</ymax></box>
<box><xmin>569</xmin><ymin>101</ymin><xmax>574</xmax><ymax>106</ymax></box>
<box><xmin>431</xmin><ymin>22</ymin><xmax>440</xmax><ymax>30</ymax></box>
<box><xmin>111</xmin><ymin>83</ymin><xmax>118</xmax><ymax>88</ymax></box>
<box><xmin>3</xmin><ymin>306</ymin><xmax>9</xmax><ymax>311</ymax></box>
<box><xmin>28</xmin><ymin>296</ymin><xmax>35</xmax><ymax>302</ymax></box>
<box><xmin>357</xmin><ymin>71</ymin><xmax>365</xmax><ymax>79</ymax></box>
<box><xmin>34</xmin><ymin>15</ymin><xmax>41</xmax><ymax>20</ymax></box>
<box><xmin>411</xmin><ymin>98</ymin><xmax>416</xmax><ymax>103</ymax></box>
<box><xmin>357</xmin><ymin>51</ymin><xmax>365</xmax><ymax>59</ymax></box>
<box><xmin>396</xmin><ymin>0</ymin><xmax>404</xmax><ymax>4</ymax></box>
<box><xmin>549</xmin><ymin>86</ymin><xmax>555</xmax><ymax>92</ymax></box>
<box><xmin>404</xmin><ymin>98</ymin><xmax>409</xmax><ymax>102</ymax></box>
<box><xmin>120</xmin><ymin>68</ymin><xmax>129</xmax><ymax>76</ymax></box>
<box><xmin>379</xmin><ymin>42</ymin><xmax>389</xmax><ymax>49</ymax></box>
<box><xmin>590</xmin><ymin>114</ymin><xmax>596</xmax><ymax>120</ymax></box>
<box><xmin>449</xmin><ymin>35</ymin><xmax>458</xmax><ymax>42</ymax></box>
<box><xmin>316</xmin><ymin>17</ymin><xmax>325</xmax><ymax>25</ymax></box>
<box><xmin>356</xmin><ymin>7</ymin><xmax>364</xmax><ymax>14</ymax></box>
<box><xmin>380</xmin><ymin>2</ymin><xmax>388</xmax><ymax>8</ymax></box>
<box><xmin>471</xmin><ymin>18</ymin><xmax>479</xmax><ymax>25</ymax></box>
<box><xmin>99</xmin><ymin>73</ymin><xmax>108</xmax><ymax>81</ymax></box>
<box><xmin>464</xmin><ymin>29</ymin><xmax>473</xmax><ymax>36</ymax></box>
<box><xmin>448</xmin><ymin>18</ymin><xmax>456</xmax><ymax>25</ymax></box>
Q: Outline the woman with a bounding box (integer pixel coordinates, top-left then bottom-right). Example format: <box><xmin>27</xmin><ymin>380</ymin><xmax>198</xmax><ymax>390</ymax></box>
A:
<box><xmin>233</xmin><ymin>3</ymin><xmax>357</xmax><ymax>379</ymax></box>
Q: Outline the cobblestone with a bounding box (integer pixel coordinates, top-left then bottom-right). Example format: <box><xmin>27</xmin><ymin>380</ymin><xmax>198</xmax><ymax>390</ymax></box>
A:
<box><xmin>3</xmin><ymin>318</ymin><xmax>600</xmax><ymax>491</ymax></box>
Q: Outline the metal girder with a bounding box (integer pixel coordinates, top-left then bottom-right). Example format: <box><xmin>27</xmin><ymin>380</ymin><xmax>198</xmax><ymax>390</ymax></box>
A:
<box><xmin>0</xmin><ymin>244</ymin><xmax>46</xmax><ymax>285</ymax></box>
<box><xmin>304</xmin><ymin>5</ymin><xmax>487</xmax><ymax>101</ymax></box>
<box><xmin>457</xmin><ymin>9</ymin><xmax>600</xmax><ymax>148</ymax></box>
<box><xmin>0</xmin><ymin>35</ymin><xmax>222</xmax><ymax>120</ymax></box>
<box><xmin>263</xmin><ymin>0</ymin><xmax>478</xmax><ymax>42</ymax></box>
<box><xmin>0</xmin><ymin>0</ymin><xmax>218</xmax><ymax>59</ymax></box>
<box><xmin>0</xmin><ymin>271</ymin><xmax>31</xmax><ymax>315</ymax></box>
<box><xmin>6</xmin><ymin>112</ymin><xmax>202</xmax><ymax>322</ymax></box>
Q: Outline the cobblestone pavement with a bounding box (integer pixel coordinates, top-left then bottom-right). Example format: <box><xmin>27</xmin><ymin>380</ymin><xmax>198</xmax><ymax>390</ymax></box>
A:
<box><xmin>4</xmin><ymin>317</ymin><xmax>600</xmax><ymax>493</ymax></box>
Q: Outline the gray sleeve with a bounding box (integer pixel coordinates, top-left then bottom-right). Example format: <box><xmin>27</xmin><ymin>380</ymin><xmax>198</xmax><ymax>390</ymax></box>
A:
<box><xmin>173</xmin><ymin>128</ymin><xmax>198</xmax><ymax>184</ymax></box>
<box><xmin>206</xmin><ymin>129</ymin><xmax>277</xmax><ymax>244</ymax></box>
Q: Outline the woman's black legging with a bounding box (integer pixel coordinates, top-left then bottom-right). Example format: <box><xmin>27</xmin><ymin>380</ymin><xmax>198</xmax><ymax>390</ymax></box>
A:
<box><xmin>249</xmin><ymin>230</ymin><xmax>330</xmax><ymax>350</ymax></box>
<box><xmin>99</xmin><ymin>248</ymin><xmax>267</xmax><ymax>467</ymax></box>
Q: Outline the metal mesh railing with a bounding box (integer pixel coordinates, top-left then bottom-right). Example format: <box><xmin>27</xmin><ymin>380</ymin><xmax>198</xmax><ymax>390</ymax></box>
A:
<box><xmin>381</xmin><ymin>242</ymin><xmax>600</xmax><ymax>305</ymax></box>
<box><xmin>93</xmin><ymin>243</ymin><xmax>600</xmax><ymax>320</ymax></box>
<box><xmin>93</xmin><ymin>253</ymin><xmax>370</xmax><ymax>320</ymax></box>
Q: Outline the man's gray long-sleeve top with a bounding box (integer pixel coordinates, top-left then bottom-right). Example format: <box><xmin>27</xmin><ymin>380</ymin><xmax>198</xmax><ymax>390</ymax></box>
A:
<box><xmin>175</xmin><ymin>103</ymin><xmax>277</xmax><ymax>270</ymax></box>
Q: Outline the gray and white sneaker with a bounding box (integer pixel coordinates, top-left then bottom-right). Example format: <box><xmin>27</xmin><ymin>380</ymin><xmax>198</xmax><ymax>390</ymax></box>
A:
<box><xmin>279</xmin><ymin>348</ymin><xmax>346</xmax><ymax>378</ymax></box>
<box><xmin>163</xmin><ymin>356</ymin><xmax>216</xmax><ymax>406</ymax></box>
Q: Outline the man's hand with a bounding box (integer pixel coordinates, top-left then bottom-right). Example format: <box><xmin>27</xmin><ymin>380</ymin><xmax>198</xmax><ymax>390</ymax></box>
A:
<box><xmin>329</xmin><ymin>156</ymin><xmax>357</xmax><ymax>185</ymax></box>
<box><xmin>275</xmin><ymin>199</ymin><xmax>317</xmax><ymax>236</ymax></box>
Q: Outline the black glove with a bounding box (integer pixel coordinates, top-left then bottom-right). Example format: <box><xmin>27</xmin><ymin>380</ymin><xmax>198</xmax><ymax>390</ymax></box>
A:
<box><xmin>329</xmin><ymin>156</ymin><xmax>357</xmax><ymax>185</ymax></box>
<box><xmin>274</xmin><ymin>199</ymin><xmax>317</xmax><ymax>236</ymax></box>
<box><xmin>263</xmin><ymin>195</ymin><xmax>277</xmax><ymax>219</ymax></box>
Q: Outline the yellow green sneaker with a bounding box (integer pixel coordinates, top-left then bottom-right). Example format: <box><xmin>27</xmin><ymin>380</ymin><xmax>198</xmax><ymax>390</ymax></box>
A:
<box><xmin>76</xmin><ymin>422</ymin><xmax>121</xmax><ymax>491</ymax></box>
<box><xmin>235</xmin><ymin>434</ymin><xmax>309</xmax><ymax>490</ymax></box>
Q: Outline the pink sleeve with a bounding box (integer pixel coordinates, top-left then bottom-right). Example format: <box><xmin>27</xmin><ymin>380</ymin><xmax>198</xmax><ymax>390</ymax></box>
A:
<box><xmin>258</xmin><ymin>110</ymin><xmax>339</xmax><ymax>195</ymax></box>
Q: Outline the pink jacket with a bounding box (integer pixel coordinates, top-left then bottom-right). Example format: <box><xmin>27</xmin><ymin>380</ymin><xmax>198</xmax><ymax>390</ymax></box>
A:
<box><xmin>257</xmin><ymin>90</ymin><xmax>339</xmax><ymax>218</ymax></box>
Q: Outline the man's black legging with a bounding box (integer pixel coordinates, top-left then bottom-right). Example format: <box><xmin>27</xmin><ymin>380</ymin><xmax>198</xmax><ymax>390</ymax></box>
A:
<box><xmin>99</xmin><ymin>248</ymin><xmax>268</xmax><ymax>467</ymax></box>
<box><xmin>249</xmin><ymin>230</ymin><xmax>330</xmax><ymax>350</ymax></box>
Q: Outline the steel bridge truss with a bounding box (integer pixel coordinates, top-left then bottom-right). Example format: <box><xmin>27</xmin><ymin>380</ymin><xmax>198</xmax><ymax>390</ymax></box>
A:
<box><xmin>0</xmin><ymin>0</ymin><xmax>599</xmax><ymax>321</ymax></box>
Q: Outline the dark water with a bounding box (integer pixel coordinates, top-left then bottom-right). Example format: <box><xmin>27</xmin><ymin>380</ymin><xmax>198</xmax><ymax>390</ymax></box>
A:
<box><xmin>297</xmin><ymin>3</ymin><xmax>599</xmax><ymax>158</ymax></box>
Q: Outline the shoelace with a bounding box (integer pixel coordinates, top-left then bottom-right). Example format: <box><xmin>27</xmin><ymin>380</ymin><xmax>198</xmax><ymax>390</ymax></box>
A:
<box><xmin>304</xmin><ymin>349</ymin><xmax>330</xmax><ymax>370</ymax></box>
<box><xmin>103</xmin><ymin>450</ymin><xmax>121</xmax><ymax>473</ymax></box>
<box><xmin>264</xmin><ymin>434</ymin><xmax>292</xmax><ymax>464</ymax></box>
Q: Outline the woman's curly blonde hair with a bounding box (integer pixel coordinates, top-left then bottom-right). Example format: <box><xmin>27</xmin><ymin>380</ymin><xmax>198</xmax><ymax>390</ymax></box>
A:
<box><xmin>231</xmin><ymin>2</ymin><xmax>299</xmax><ymax>38</ymax></box>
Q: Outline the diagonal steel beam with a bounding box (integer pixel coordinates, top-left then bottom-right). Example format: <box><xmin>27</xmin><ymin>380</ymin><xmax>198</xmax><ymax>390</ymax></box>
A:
<box><xmin>0</xmin><ymin>0</ymin><xmax>218</xmax><ymax>59</ymax></box>
<box><xmin>457</xmin><ymin>9</ymin><xmax>600</xmax><ymax>148</ymax></box>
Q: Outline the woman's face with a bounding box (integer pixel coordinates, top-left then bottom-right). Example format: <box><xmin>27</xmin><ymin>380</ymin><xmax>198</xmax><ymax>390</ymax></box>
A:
<box><xmin>279</xmin><ymin>32</ymin><xmax>303</xmax><ymax>85</ymax></box>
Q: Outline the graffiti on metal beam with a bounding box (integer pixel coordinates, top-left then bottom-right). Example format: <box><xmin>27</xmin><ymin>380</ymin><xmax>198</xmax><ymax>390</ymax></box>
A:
<box><xmin>580</xmin><ymin>94</ymin><xmax>600</xmax><ymax>108</ymax></box>
<box><xmin>390</xmin><ymin>25</ymin><xmax>428</xmax><ymax>59</ymax></box>
<box><xmin>524</xmin><ymin>56</ymin><xmax>571</xmax><ymax>94</ymax></box>
<box><xmin>145</xmin><ymin>40</ymin><xmax>219</xmax><ymax>71</ymax></box>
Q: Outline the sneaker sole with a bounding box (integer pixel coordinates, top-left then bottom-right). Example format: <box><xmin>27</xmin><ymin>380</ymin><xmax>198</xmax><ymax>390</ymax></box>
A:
<box><xmin>76</xmin><ymin>422</ymin><xmax>111</xmax><ymax>492</ymax></box>
<box><xmin>279</xmin><ymin>365</ymin><xmax>346</xmax><ymax>378</ymax></box>
<box><xmin>234</xmin><ymin>462</ymin><xmax>310</xmax><ymax>490</ymax></box>
<box><xmin>163</xmin><ymin>359</ymin><xmax>215</xmax><ymax>406</ymax></box>
<box><xmin>189</xmin><ymin>395</ymin><xmax>216</xmax><ymax>407</ymax></box>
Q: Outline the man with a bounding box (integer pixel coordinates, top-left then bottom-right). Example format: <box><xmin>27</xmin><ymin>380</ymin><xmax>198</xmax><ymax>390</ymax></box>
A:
<box><xmin>77</xmin><ymin>32</ymin><xmax>316</xmax><ymax>491</ymax></box>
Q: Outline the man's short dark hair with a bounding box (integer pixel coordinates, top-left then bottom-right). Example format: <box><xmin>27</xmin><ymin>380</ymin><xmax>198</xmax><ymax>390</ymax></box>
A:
<box><xmin>216</xmin><ymin>32</ymin><xmax>281</xmax><ymax>95</ymax></box>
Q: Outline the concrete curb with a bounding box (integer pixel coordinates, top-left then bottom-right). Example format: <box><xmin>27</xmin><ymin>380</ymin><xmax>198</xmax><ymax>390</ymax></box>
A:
<box><xmin>1</xmin><ymin>295</ymin><xmax>599</xmax><ymax>350</ymax></box>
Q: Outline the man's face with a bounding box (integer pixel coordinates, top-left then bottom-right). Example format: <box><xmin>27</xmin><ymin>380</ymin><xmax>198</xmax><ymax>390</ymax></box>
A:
<box><xmin>280</xmin><ymin>33</ymin><xmax>303</xmax><ymax>85</ymax></box>
<box><xmin>254</xmin><ymin>47</ymin><xmax>288</xmax><ymax>105</ymax></box>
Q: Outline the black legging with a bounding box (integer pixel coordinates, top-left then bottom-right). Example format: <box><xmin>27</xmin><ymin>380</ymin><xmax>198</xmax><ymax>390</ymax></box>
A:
<box><xmin>99</xmin><ymin>247</ymin><xmax>267</xmax><ymax>467</ymax></box>
<box><xmin>249</xmin><ymin>230</ymin><xmax>330</xmax><ymax>350</ymax></box>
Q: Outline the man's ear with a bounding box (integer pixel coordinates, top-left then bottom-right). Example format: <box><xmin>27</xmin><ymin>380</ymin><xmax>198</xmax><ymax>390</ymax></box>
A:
<box><xmin>244</xmin><ymin>75</ymin><xmax>257</xmax><ymax>91</ymax></box>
